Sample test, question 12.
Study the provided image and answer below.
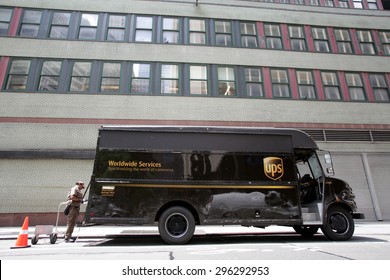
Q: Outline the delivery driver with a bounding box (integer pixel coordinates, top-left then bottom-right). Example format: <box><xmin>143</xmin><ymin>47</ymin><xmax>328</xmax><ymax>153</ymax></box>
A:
<box><xmin>65</xmin><ymin>181</ymin><xmax>85</xmax><ymax>242</ymax></box>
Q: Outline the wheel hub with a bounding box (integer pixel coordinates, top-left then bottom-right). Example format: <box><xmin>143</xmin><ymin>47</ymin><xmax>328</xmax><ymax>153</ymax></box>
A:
<box><xmin>330</xmin><ymin>213</ymin><xmax>348</xmax><ymax>233</ymax></box>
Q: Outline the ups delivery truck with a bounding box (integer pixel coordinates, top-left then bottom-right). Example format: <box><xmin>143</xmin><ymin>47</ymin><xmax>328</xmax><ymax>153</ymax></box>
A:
<box><xmin>84</xmin><ymin>126</ymin><xmax>364</xmax><ymax>244</ymax></box>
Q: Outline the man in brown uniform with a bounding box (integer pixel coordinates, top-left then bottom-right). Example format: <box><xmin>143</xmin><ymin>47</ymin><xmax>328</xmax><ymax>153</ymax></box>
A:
<box><xmin>65</xmin><ymin>181</ymin><xmax>85</xmax><ymax>242</ymax></box>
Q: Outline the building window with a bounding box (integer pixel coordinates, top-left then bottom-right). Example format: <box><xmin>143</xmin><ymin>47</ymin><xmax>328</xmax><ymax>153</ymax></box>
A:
<box><xmin>38</xmin><ymin>60</ymin><xmax>62</xmax><ymax>91</ymax></box>
<box><xmin>321</xmin><ymin>72</ymin><xmax>341</xmax><ymax>100</ymax></box>
<box><xmin>264</xmin><ymin>23</ymin><xmax>282</xmax><ymax>50</ymax></box>
<box><xmin>369</xmin><ymin>74</ymin><xmax>389</xmax><ymax>102</ymax></box>
<box><xmin>245</xmin><ymin>68</ymin><xmax>263</xmax><ymax>97</ymax></box>
<box><xmin>379</xmin><ymin>31</ymin><xmax>390</xmax><ymax>55</ymax></box>
<box><xmin>288</xmin><ymin>25</ymin><xmax>306</xmax><ymax>51</ymax></box>
<box><xmin>215</xmin><ymin>20</ymin><xmax>232</xmax><ymax>46</ymax></box>
<box><xmin>367</xmin><ymin>0</ymin><xmax>379</xmax><ymax>9</ymax></box>
<box><xmin>19</xmin><ymin>10</ymin><xmax>42</xmax><ymax>37</ymax></box>
<box><xmin>189</xmin><ymin>19</ymin><xmax>206</xmax><ymax>45</ymax></box>
<box><xmin>162</xmin><ymin>18</ymin><xmax>180</xmax><ymax>44</ymax></box>
<box><xmin>218</xmin><ymin>66</ymin><xmax>236</xmax><ymax>96</ymax></box>
<box><xmin>107</xmin><ymin>14</ymin><xmax>126</xmax><ymax>41</ymax></box>
<box><xmin>338</xmin><ymin>0</ymin><xmax>349</xmax><ymax>7</ymax></box>
<box><xmin>353</xmin><ymin>0</ymin><xmax>363</xmax><ymax>8</ymax></box>
<box><xmin>312</xmin><ymin>27</ymin><xmax>330</xmax><ymax>53</ymax></box>
<box><xmin>131</xmin><ymin>63</ymin><xmax>150</xmax><ymax>94</ymax></box>
<box><xmin>296</xmin><ymin>70</ymin><xmax>316</xmax><ymax>99</ymax></box>
<box><xmin>49</xmin><ymin>12</ymin><xmax>71</xmax><ymax>39</ymax></box>
<box><xmin>324</xmin><ymin>0</ymin><xmax>335</xmax><ymax>7</ymax></box>
<box><xmin>70</xmin><ymin>61</ymin><xmax>91</xmax><ymax>92</ymax></box>
<box><xmin>240</xmin><ymin>22</ymin><xmax>257</xmax><ymax>48</ymax></box>
<box><xmin>271</xmin><ymin>69</ymin><xmax>290</xmax><ymax>98</ymax></box>
<box><xmin>161</xmin><ymin>64</ymin><xmax>179</xmax><ymax>94</ymax></box>
<box><xmin>78</xmin><ymin>13</ymin><xmax>98</xmax><ymax>40</ymax></box>
<box><xmin>5</xmin><ymin>59</ymin><xmax>31</xmax><ymax>90</ymax></box>
<box><xmin>190</xmin><ymin>65</ymin><xmax>208</xmax><ymax>95</ymax></box>
<box><xmin>345</xmin><ymin>73</ymin><xmax>365</xmax><ymax>101</ymax></box>
<box><xmin>0</xmin><ymin>8</ymin><xmax>13</xmax><ymax>35</ymax></box>
<box><xmin>334</xmin><ymin>29</ymin><xmax>353</xmax><ymax>54</ymax></box>
<box><xmin>135</xmin><ymin>16</ymin><xmax>153</xmax><ymax>42</ymax></box>
<box><xmin>357</xmin><ymin>30</ymin><xmax>376</xmax><ymax>54</ymax></box>
<box><xmin>100</xmin><ymin>62</ymin><xmax>121</xmax><ymax>92</ymax></box>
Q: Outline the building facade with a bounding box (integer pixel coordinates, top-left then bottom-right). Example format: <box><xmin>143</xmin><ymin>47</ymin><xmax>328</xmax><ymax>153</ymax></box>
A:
<box><xmin>0</xmin><ymin>0</ymin><xmax>389</xmax><ymax>226</ymax></box>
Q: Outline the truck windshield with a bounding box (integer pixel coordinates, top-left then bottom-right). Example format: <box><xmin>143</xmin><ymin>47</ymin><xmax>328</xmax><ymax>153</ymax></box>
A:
<box><xmin>308</xmin><ymin>153</ymin><xmax>323</xmax><ymax>180</ymax></box>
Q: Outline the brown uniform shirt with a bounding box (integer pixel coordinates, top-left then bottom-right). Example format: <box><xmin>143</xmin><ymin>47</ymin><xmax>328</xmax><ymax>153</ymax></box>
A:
<box><xmin>69</xmin><ymin>185</ymin><xmax>83</xmax><ymax>207</ymax></box>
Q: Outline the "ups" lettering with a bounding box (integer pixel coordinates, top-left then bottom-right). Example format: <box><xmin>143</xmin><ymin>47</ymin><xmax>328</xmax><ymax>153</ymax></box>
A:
<box><xmin>263</xmin><ymin>157</ymin><xmax>284</xmax><ymax>180</ymax></box>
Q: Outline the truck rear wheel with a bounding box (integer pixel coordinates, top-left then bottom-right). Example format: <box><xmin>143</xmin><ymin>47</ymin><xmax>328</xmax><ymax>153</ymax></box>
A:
<box><xmin>321</xmin><ymin>205</ymin><xmax>354</xmax><ymax>241</ymax></box>
<box><xmin>158</xmin><ymin>206</ymin><xmax>195</xmax><ymax>245</ymax></box>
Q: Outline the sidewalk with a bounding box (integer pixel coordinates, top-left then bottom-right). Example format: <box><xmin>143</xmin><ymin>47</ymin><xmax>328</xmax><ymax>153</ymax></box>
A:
<box><xmin>1</xmin><ymin>222</ymin><xmax>389</xmax><ymax>241</ymax></box>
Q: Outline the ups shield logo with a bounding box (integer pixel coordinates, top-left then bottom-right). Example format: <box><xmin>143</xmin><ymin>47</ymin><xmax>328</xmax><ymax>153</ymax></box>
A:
<box><xmin>264</xmin><ymin>157</ymin><xmax>284</xmax><ymax>180</ymax></box>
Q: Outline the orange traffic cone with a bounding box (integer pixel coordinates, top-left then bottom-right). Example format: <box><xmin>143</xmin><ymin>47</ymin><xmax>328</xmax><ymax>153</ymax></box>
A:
<box><xmin>10</xmin><ymin>216</ymin><xmax>31</xmax><ymax>249</ymax></box>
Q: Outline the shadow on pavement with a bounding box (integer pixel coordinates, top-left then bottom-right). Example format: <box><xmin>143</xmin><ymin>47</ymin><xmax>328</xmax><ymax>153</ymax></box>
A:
<box><xmin>86</xmin><ymin>232</ymin><xmax>386</xmax><ymax>247</ymax></box>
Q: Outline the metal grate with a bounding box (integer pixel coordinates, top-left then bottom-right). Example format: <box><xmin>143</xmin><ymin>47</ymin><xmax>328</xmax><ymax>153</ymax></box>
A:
<box><xmin>371</xmin><ymin>130</ymin><xmax>390</xmax><ymax>142</ymax></box>
<box><xmin>324</xmin><ymin>130</ymin><xmax>372</xmax><ymax>142</ymax></box>
<box><xmin>302</xmin><ymin>130</ymin><xmax>325</xmax><ymax>141</ymax></box>
<box><xmin>303</xmin><ymin>129</ymin><xmax>390</xmax><ymax>142</ymax></box>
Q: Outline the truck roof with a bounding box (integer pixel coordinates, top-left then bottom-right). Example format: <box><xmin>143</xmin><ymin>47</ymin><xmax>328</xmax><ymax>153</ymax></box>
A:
<box><xmin>97</xmin><ymin>126</ymin><xmax>318</xmax><ymax>152</ymax></box>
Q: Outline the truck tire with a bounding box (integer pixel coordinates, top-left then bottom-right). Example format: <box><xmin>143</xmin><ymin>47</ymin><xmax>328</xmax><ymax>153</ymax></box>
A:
<box><xmin>293</xmin><ymin>225</ymin><xmax>319</xmax><ymax>237</ymax></box>
<box><xmin>321</xmin><ymin>205</ymin><xmax>354</xmax><ymax>241</ymax></box>
<box><xmin>158</xmin><ymin>206</ymin><xmax>195</xmax><ymax>245</ymax></box>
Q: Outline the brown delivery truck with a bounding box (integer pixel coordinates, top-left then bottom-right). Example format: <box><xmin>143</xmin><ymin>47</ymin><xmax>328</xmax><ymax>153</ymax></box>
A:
<box><xmin>84</xmin><ymin>126</ymin><xmax>364</xmax><ymax>244</ymax></box>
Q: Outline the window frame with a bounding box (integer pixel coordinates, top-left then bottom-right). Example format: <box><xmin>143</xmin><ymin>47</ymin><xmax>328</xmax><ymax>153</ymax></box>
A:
<box><xmin>296</xmin><ymin>70</ymin><xmax>317</xmax><ymax>100</ymax></box>
<box><xmin>312</xmin><ymin>27</ymin><xmax>330</xmax><ymax>53</ymax></box>
<box><xmin>69</xmin><ymin>61</ymin><xmax>92</xmax><ymax>92</ymax></box>
<box><xmin>357</xmin><ymin>30</ymin><xmax>376</xmax><ymax>55</ymax></box>
<box><xmin>288</xmin><ymin>25</ymin><xmax>307</xmax><ymax>52</ymax></box>
<box><xmin>19</xmin><ymin>9</ymin><xmax>42</xmax><ymax>38</ymax></box>
<box><xmin>367</xmin><ymin>0</ymin><xmax>379</xmax><ymax>9</ymax></box>
<box><xmin>345</xmin><ymin>72</ymin><xmax>366</xmax><ymax>101</ymax></box>
<box><xmin>4</xmin><ymin>59</ymin><xmax>32</xmax><ymax>91</ymax></box>
<box><xmin>130</xmin><ymin>62</ymin><xmax>151</xmax><ymax>94</ymax></box>
<box><xmin>240</xmin><ymin>22</ymin><xmax>258</xmax><ymax>48</ymax></box>
<box><xmin>264</xmin><ymin>23</ymin><xmax>283</xmax><ymax>50</ymax></box>
<box><xmin>217</xmin><ymin>66</ymin><xmax>237</xmax><ymax>96</ymax></box>
<box><xmin>160</xmin><ymin>64</ymin><xmax>180</xmax><ymax>95</ymax></box>
<box><xmin>214</xmin><ymin>20</ymin><xmax>232</xmax><ymax>47</ymax></box>
<box><xmin>270</xmin><ymin>69</ymin><xmax>291</xmax><ymax>98</ymax></box>
<box><xmin>244</xmin><ymin>67</ymin><xmax>264</xmax><ymax>98</ymax></box>
<box><xmin>369</xmin><ymin>74</ymin><xmax>389</xmax><ymax>102</ymax></box>
<box><xmin>78</xmin><ymin>13</ymin><xmax>99</xmax><ymax>40</ymax></box>
<box><xmin>100</xmin><ymin>62</ymin><xmax>122</xmax><ymax>93</ymax></box>
<box><xmin>134</xmin><ymin>15</ymin><xmax>154</xmax><ymax>43</ymax></box>
<box><xmin>379</xmin><ymin>31</ymin><xmax>390</xmax><ymax>56</ymax></box>
<box><xmin>189</xmin><ymin>64</ymin><xmax>209</xmax><ymax>95</ymax></box>
<box><xmin>334</xmin><ymin>28</ymin><xmax>354</xmax><ymax>54</ymax></box>
<box><xmin>38</xmin><ymin>60</ymin><xmax>63</xmax><ymax>92</ymax></box>
<box><xmin>321</xmin><ymin>71</ymin><xmax>342</xmax><ymax>100</ymax></box>
<box><xmin>0</xmin><ymin>7</ymin><xmax>13</xmax><ymax>35</ymax></box>
<box><xmin>161</xmin><ymin>17</ymin><xmax>180</xmax><ymax>44</ymax></box>
<box><xmin>189</xmin><ymin>18</ymin><xmax>207</xmax><ymax>45</ymax></box>
<box><xmin>49</xmin><ymin>11</ymin><xmax>71</xmax><ymax>39</ymax></box>
<box><xmin>106</xmin><ymin>14</ymin><xmax>126</xmax><ymax>41</ymax></box>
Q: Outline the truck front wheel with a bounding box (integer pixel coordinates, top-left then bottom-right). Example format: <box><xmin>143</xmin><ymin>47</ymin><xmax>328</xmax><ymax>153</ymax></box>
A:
<box><xmin>158</xmin><ymin>206</ymin><xmax>195</xmax><ymax>245</ymax></box>
<box><xmin>321</xmin><ymin>205</ymin><xmax>354</xmax><ymax>241</ymax></box>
